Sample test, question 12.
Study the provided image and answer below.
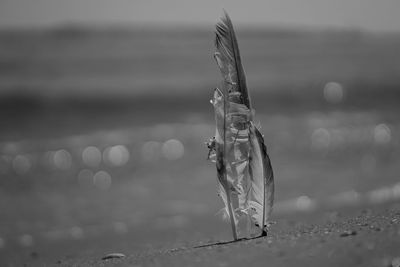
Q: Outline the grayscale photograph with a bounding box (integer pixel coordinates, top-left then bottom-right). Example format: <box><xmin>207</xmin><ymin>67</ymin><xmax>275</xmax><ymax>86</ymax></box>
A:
<box><xmin>0</xmin><ymin>1</ymin><xmax>399</xmax><ymax>266</ymax></box>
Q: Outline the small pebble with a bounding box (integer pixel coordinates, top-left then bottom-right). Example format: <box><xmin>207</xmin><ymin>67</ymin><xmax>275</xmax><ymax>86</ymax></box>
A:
<box><xmin>102</xmin><ymin>253</ymin><xmax>126</xmax><ymax>260</ymax></box>
<box><xmin>392</xmin><ymin>257</ymin><xmax>400</xmax><ymax>267</ymax></box>
<box><xmin>340</xmin><ymin>230</ymin><xmax>357</xmax><ymax>237</ymax></box>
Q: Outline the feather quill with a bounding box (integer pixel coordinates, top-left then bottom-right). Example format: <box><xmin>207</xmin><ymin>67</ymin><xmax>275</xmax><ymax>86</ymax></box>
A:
<box><xmin>207</xmin><ymin>11</ymin><xmax>275</xmax><ymax>239</ymax></box>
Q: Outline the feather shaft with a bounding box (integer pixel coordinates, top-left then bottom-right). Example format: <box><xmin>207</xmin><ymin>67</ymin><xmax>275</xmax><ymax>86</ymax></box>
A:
<box><xmin>222</xmin><ymin>71</ymin><xmax>238</xmax><ymax>240</ymax></box>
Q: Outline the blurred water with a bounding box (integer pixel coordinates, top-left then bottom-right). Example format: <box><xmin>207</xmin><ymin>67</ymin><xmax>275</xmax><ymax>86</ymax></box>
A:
<box><xmin>0</xmin><ymin>27</ymin><xmax>400</xmax><ymax>264</ymax></box>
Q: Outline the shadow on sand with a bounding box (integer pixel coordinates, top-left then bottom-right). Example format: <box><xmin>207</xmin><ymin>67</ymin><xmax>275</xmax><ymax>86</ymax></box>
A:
<box><xmin>192</xmin><ymin>234</ymin><xmax>267</xmax><ymax>249</ymax></box>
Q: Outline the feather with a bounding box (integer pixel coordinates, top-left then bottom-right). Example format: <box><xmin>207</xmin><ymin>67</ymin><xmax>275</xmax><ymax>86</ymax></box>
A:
<box><xmin>208</xmin><ymin>11</ymin><xmax>275</xmax><ymax>240</ymax></box>
<box><xmin>214</xmin><ymin>10</ymin><xmax>251</xmax><ymax>110</ymax></box>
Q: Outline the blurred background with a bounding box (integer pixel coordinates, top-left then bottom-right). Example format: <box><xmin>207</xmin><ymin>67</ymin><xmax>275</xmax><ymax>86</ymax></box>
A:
<box><xmin>0</xmin><ymin>0</ymin><xmax>400</xmax><ymax>264</ymax></box>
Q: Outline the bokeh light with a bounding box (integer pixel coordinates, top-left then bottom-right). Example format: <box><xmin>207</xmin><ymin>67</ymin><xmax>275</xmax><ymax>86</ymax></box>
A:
<box><xmin>53</xmin><ymin>149</ymin><xmax>72</xmax><ymax>170</ymax></box>
<box><xmin>2</xmin><ymin>142</ymin><xmax>19</xmax><ymax>155</ymax></box>
<box><xmin>104</xmin><ymin>145</ymin><xmax>130</xmax><ymax>167</ymax></box>
<box><xmin>82</xmin><ymin>146</ymin><xmax>102</xmax><ymax>168</ymax></box>
<box><xmin>162</xmin><ymin>139</ymin><xmax>184</xmax><ymax>160</ymax></box>
<box><xmin>373</xmin><ymin>123</ymin><xmax>391</xmax><ymax>144</ymax></box>
<box><xmin>323</xmin><ymin>82</ymin><xmax>344</xmax><ymax>104</ymax></box>
<box><xmin>367</xmin><ymin>187</ymin><xmax>393</xmax><ymax>204</ymax></box>
<box><xmin>311</xmin><ymin>128</ymin><xmax>331</xmax><ymax>151</ymax></box>
<box><xmin>93</xmin><ymin>170</ymin><xmax>112</xmax><ymax>190</ymax></box>
<box><xmin>19</xmin><ymin>234</ymin><xmax>33</xmax><ymax>247</ymax></box>
<box><xmin>296</xmin><ymin>195</ymin><xmax>316</xmax><ymax>211</ymax></box>
<box><xmin>393</xmin><ymin>183</ymin><xmax>400</xmax><ymax>199</ymax></box>
<box><xmin>70</xmin><ymin>226</ymin><xmax>84</xmax><ymax>239</ymax></box>
<box><xmin>12</xmin><ymin>155</ymin><xmax>31</xmax><ymax>175</ymax></box>
<box><xmin>42</xmin><ymin>151</ymin><xmax>55</xmax><ymax>170</ymax></box>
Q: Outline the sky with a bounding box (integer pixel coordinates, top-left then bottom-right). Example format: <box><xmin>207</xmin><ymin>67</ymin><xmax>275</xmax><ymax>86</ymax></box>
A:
<box><xmin>0</xmin><ymin>0</ymin><xmax>400</xmax><ymax>32</ymax></box>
